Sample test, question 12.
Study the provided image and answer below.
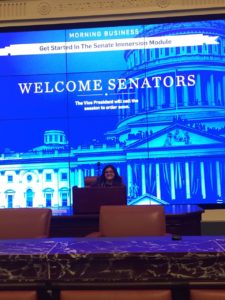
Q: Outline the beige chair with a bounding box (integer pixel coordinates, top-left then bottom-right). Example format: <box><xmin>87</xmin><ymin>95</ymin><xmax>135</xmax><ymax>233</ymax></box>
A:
<box><xmin>190</xmin><ymin>289</ymin><xmax>225</xmax><ymax>300</ymax></box>
<box><xmin>60</xmin><ymin>289</ymin><xmax>172</xmax><ymax>300</ymax></box>
<box><xmin>0</xmin><ymin>291</ymin><xmax>37</xmax><ymax>300</ymax></box>
<box><xmin>87</xmin><ymin>205</ymin><xmax>166</xmax><ymax>237</ymax></box>
<box><xmin>0</xmin><ymin>208</ymin><xmax>52</xmax><ymax>239</ymax></box>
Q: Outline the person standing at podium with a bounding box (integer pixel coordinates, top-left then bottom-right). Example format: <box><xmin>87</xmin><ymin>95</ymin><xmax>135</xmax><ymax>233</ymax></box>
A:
<box><xmin>93</xmin><ymin>164</ymin><xmax>123</xmax><ymax>187</ymax></box>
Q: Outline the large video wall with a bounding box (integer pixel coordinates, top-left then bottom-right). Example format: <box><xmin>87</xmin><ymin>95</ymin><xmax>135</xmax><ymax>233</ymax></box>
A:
<box><xmin>0</xmin><ymin>16</ymin><xmax>225</xmax><ymax>214</ymax></box>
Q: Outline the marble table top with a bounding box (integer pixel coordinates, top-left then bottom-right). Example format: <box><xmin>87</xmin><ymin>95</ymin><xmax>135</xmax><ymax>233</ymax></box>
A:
<box><xmin>0</xmin><ymin>236</ymin><xmax>225</xmax><ymax>284</ymax></box>
<box><xmin>0</xmin><ymin>235</ymin><xmax>224</xmax><ymax>254</ymax></box>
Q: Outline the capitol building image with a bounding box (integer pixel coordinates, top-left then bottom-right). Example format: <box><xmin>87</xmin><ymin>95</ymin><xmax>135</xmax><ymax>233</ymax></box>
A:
<box><xmin>0</xmin><ymin>20</ymin><xmax>225</xmax><ymax>214</ymax></box>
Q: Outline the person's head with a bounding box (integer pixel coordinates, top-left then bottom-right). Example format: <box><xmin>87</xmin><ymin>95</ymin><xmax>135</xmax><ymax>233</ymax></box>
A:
<box><xmin>101</xmin><ymin>164</ymin><xmax>120</xmax><ymax>183</ymax></box>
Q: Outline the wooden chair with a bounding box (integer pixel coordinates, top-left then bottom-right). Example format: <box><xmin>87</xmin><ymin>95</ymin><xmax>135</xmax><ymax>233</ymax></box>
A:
<box><xmin>87</xmin><ymin>205</ymin><xmax>166</xmax><ymax>237</ymax></box>
<box><xmin>60</xmin><ymin>289</ymin><xmax>172</xmax><ymax>300</ymax></box>
<box><xmin>190</xmin><ymin>289</ymin><xmax>225</xmax><ymax>300</ymax></box>
<box><xmin>0</xmin><ymin>208</ymin><xmax>52</xmax><ymax>239</ymax></box>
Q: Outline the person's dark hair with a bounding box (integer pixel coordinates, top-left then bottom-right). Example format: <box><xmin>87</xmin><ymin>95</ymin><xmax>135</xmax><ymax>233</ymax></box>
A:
<box><xmin>98</xmin><ymin>164</ymin><xmax>122</xmax><ymax>186</ymax></box>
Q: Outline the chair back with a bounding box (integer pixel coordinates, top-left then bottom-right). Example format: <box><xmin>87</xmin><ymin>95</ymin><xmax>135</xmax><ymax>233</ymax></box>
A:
<box><xmin>84</xmin><ymin>176</ymin><xmax>98</xmax><ymax>186</ymax></box>
<box><xmin>0</xmin><ymin>291</ymin><xmax>37</xmax><ymax>300</ymax></box>
<box><xmin>84</xmin><ymin>175</ymin><xmax>123</xmax><ymax>186</ymax></box>
<box><xmin>99</xmin><ymin>205</ymin><xmax>166</xmax><ymax>237</ymax></box>
<box><xmin>0</xmin><ymin>208</ymin><xmax>52</xmax><ymax>239</ymax></box>
<box><xmin>190</xmin><ymin>289</ymin><xmax>225</xmax><ymax>300</ymax></box>
<box><xmin>60</xmin><ymin>289</ymin><xmax>172</xmax><ymax>300</ymax></box>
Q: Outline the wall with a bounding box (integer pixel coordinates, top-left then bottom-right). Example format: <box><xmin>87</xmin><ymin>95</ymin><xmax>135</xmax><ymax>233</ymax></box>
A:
<box><xmin>201</xmin><ymin>209</ymin><xmax>225</xmax><ymax>235</ymax></box>
<box><xmin>0</xmin><ymin>0</ymin><xmax>224</xmax><ymax>27</ymax></box>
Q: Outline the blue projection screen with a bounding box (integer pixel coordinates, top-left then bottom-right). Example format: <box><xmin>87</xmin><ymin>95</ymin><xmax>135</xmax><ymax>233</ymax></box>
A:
<box><xmin>0</xmin><ymin>16</ymin><xmax>225</xmax><ymax>214</ymax></box>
